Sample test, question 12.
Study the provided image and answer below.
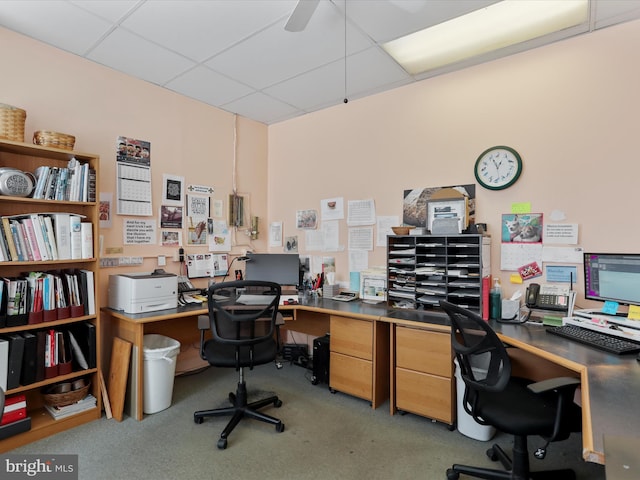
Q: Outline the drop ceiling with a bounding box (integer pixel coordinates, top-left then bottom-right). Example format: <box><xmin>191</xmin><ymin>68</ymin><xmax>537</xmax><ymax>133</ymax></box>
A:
<box><xmin>1</xmin><ymin>0</ymin><xmax>639</xmax><ymax>125</ymax></box>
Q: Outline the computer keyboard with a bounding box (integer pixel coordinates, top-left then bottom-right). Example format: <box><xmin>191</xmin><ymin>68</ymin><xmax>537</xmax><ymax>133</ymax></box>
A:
<box><xmin>546</xmin><ymin>325</ymin><xmax>640</xmax><ymax>355</ymax></box>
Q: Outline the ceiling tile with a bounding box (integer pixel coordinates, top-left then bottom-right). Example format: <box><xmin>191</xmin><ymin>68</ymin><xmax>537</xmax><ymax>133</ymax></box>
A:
<box><xmin>0</xmin><ymin>0</ymin><xmax>113</xmax><ymax>55</ymax></box>
<box><xmin>205</xmin><ymin>2</ymin><xmax>373</xmax><ymax>90</ymax></box>
<box><xmin>70</xmin><ymin>0</ymin><xmax>140</xmax><ymax>23</ymax></box>
<box><xmin>222</xmin><ymin>91</ymin><xmax>302</xmax><ymax>125</ymax></box>
<box><xmin>87</xmin><ymin>28</ymin><xmax>196</xmax><ymax>85</ymax></box>
<box><xmin>166</xmin><ymin>66</ymin><xmax>255</xmax><ymax>106</ymax></box>
<box><xmin>120</xmin><ymin>0</ymin><xmax>296</xmax><ymax>62</ymax></box>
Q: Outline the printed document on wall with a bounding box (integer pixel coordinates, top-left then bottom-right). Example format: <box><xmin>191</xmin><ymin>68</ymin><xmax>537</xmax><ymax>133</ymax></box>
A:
<box><xmin>347</xmin><ymin>199</ymin><xmax>376</xmax><ymax>226</ymax></box>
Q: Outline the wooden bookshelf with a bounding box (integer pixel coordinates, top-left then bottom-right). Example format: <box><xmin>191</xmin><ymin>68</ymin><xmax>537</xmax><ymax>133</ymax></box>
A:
<box><xmin>0</xmin><ymin>138</ymin><xmax>101</xmax><ymax>452</ymax></box>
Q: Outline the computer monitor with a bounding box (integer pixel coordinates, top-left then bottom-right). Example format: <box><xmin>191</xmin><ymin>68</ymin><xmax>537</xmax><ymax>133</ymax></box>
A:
<box><xmin>244</xmin><ymin>253</ymin><xmax>300</xmax><ymax>287</ymax></box>
<box><xmin>584</xmin><ymin>252</ymin><xmax>640</xmax><ymax>306</ymax></box>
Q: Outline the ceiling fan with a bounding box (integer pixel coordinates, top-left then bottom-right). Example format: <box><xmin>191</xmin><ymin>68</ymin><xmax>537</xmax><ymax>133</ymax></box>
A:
<box><xmin>284</xmin><ymin>0</ymin><xmax>321</xmax><ymax>32</ymax></box>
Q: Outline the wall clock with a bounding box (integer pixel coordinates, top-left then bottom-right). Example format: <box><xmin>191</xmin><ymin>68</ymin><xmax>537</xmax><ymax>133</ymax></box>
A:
<box><xmin>474</xmin><ymin>146</ymin><xmax>522</xmax><ymax>190</ymax></box>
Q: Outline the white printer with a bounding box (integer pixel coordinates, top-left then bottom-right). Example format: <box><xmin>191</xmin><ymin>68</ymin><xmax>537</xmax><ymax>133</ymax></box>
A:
<box><xmin>108</xmin><ymin>271</ymin><xmax>178</xmax><ymax>314</ymax></box>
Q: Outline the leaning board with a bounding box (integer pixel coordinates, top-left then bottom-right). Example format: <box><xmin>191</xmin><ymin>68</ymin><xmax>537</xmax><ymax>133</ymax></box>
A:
<box><xmin>108</xmin><ymin>337</ymin><xmax>132</xmax><ymax>422</ymax></box>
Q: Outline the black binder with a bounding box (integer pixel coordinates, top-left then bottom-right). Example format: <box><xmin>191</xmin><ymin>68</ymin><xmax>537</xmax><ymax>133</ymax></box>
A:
<box><xmin>6</xmin><ymin>333</ymin><xmax>25</xmax><ymax>389</ymax></box>
<box><xmin>35</xmin><ymin>330</ymin><xmax>46</xmax><ymax>382</ymax></box>
<box><xmin>20</xmin><ymin>331</ymin><xmax>37</xmax><ymax>385</ymax></box>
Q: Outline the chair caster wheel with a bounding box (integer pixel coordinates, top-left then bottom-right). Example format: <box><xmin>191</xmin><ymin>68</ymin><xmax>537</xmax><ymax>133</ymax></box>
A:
<box><xmin>486</xmin><ymin>447</ymin><xmax>498</xmax><ymax>461</ymax></box>
<box><xmin>194</xmin><ymin>415</ymin><xmax>203</xmax><ymax>424</ymax></box>
<box><xmin>276</xmin><ymin>422</ymin><xmax>285</xmax><ymax>433</ymax></box>
<box><xmin>274</xmin><ymin>399</ymin><xmax>283</xmax><ymax>408</ymax></box>
<box><xmin>329</xmin><ymin>388</ymin><xmax>336</xmax><ymax>394</ymax></box>
<box><xmin>228</xmin><ymin>393</ymin><xmax>236</xmax><ymax>404</ymax></box>
<box><xmin>446</xmin><ymin>468</ymin><xmax>459</xmax><ymax>480</ymax></box>
<box><xmin>217</xmin><ymin>438</ymin><xmax>227</xmax><ymax>449</ymax></box>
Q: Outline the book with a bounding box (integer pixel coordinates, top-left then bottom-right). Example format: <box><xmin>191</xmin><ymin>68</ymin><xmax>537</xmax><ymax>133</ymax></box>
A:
<box><xmin>0</xmin><ymin>222</ymin><xmax>9</xmax><ymax>261</ymax></box>
<box><xmin>9</xmin><ymin>220</ymin><xmax>25</xmax><ymax>261</ymax></box>
<box><xmin>80</xmin><ymin>222</ymin><xmax>93</xmax><ymax>259</ymax></box>
<box><xmin>87</xmin><ymin>168</ymin><xmax>96</xmax><ymax>202</ymax></box>
<box><xmin>16</xmin><ymin>221</ymin><xmax>33</xmax><ymax>261</ymax></box>
<box><xmin>29</xmin><ymin>214</ymin><xmax>50</xmax><ymax>261</ymax></box>
<box><xmin>69</xmin><ymin>215</ymin><xmax>82</xmax><ymax>260</ymax></box>
<box><xmin>21</xmin><ymin>217</ymin><xmax>42</xmax><ymax>261</ymax></box>
<box><xmin>482</xmin><ymin>276</ymin><xmax>491</xmax><ymax>321</ymax></box>
<box><xmin>52</xmin><ymin>213</ymin><xmax>71</xmax><ymax>260</ymax></box>
<box><xmin>33</xmin><ymin>165</ymin><xmax>50</xmax><ymax>199</ymax></box>
<box><xmin>1</xmin><ymin>217</ymin><xmax>18</xmax><ymax>261</ymax></box>
<box><xmin>44</xmin><ymin>394</ymin><xmax>96</xmax><ymax>420</ymax></box>
<box><xmin>42</xmin><ymin>215</ymin><xmax>59</xmax><ymax>260</ymax></box>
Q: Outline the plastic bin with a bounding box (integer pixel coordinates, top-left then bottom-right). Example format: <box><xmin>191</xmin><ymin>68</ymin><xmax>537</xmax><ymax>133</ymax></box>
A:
<box><xmin>143</xmin><ymin>334</ymin><xmax>181</xmax><ymax>414</ymax></box>
<box><xmin>454</xmin><ymin>358</ymin><xmax>496</xmax><ymax>441</ymax></box>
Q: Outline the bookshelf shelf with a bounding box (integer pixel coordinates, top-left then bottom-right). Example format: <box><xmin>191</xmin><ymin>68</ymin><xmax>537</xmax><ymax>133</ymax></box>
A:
<box><xmin>0</xmin><ymin>138</ymin><xmax>101</xmax><ymax>452</ymax></box>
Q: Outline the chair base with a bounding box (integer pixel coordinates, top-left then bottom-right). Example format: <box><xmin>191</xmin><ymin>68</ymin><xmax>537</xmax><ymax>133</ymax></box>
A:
<box><xmin>446</xmin><ymin>436</ymin><xmax>576</xmax><ymax>480</ymax></box>
<box><xmin>194</xmin><ymin>380</ymin><xmax>284</xmax><ymax>449</ymax></box>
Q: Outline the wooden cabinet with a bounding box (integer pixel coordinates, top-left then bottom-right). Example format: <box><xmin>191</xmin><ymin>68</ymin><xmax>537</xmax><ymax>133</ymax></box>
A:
<box><xmin>0</xmin><ymin>139</ymin><xmax>101</xmax><ymax>451</ymax></box>
<box><xmin>329</xmin><ymin>315</ymin><xmax>389</xmax><ymax>408</ymax></box>
<box><xmin>387</xmin><ymin>234</ymin><xmax>490</xmax><ymax>316</ymax></box>
<box><xmin>393</xmin><ymin>325</ymin><xmax>453</xmax><ymax>424</ymax></box>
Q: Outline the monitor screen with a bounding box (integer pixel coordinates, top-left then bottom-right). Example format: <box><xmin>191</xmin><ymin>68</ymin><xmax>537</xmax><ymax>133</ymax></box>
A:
<box><xmin>584</xmin><ymin>253</ymin><xmax>640</xmax><ymax>306</ymax></box>
<box><xmin>244</xmin><ymin>253</ymin><xmax>300</xmax><ymax>287</ymax></box>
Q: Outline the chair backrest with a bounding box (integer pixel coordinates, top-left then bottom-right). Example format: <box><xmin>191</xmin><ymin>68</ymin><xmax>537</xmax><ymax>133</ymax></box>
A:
<box><xmin>440</xmin><ymin>300</ymin><xmax>511</xmax><ymax>418</ymax></box>
<box><xmin>207</xmin><ymin>280</ymin><xmax>281</xmax><ymax>349</ymax></box>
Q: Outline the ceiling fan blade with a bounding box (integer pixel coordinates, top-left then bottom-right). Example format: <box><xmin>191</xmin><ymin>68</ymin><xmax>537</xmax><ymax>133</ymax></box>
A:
<box><xmin>284</xmin><ymin>0</ymin><xmax>320</xmax><ymax>32</ymax></box>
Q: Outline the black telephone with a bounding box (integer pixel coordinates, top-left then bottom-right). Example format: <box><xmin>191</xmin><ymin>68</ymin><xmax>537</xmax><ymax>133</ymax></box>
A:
<box><xmin>525</xmin><ymin>283</ymin><xmax>569</xmax><ymax>311</ymax></box>
<box><xmin>178</xmin><ymin>276</ymin><xmax>198</xmax><ymax>293</ymax></box>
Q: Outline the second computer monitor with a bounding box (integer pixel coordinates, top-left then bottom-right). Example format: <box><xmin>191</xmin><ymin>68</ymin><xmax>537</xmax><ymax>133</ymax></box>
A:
<box><xmin>244</xmin><ymin>253</ymin><xmax>300</xmax><ymax>287</ymax></box>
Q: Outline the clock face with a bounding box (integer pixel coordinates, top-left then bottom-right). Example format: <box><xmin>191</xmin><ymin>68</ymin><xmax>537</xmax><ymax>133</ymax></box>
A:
<box><xmin>474</xmin><ymin>146</ymin><xmax>522</xmax><ymax>190</ymax></box>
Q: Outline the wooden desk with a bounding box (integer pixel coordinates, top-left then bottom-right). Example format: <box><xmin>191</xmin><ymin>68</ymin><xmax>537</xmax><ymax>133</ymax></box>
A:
<box><xmin>102</xmin><ymin>305</ymin><xmax>209</xmax><ymax>420</ymax></box>
<box><xmin>102</xmin><ymin>300</ymin><xmax>639</xmax><ymax>466</ymax></box>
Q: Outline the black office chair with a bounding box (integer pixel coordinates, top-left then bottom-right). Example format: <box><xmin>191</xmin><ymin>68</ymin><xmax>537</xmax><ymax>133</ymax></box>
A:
<box><xmin>439</xmin><ymin>300</ymin><xmax>582</xmax><ymax>480</ymax></box>
<box><xmin>194</xmin><ymin>280</ymin><xmax>285</xmax><ymax>449</ymax></box>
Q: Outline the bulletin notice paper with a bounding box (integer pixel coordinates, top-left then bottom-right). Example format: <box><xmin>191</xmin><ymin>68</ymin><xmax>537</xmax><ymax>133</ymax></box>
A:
<box><xmin>124</xmin><ymin>219</ymin><xmax>156</xmax><ymax>245</ymax></box>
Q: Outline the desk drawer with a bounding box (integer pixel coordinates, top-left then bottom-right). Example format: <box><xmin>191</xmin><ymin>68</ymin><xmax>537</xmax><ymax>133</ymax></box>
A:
<box><xmin>330</xmin><ymin>315</ymin><xmax>372</xmax><ymax>360</ymax></box>
<box><xmin>395</xmin><ymin>367</ymin><xmax>453</xmax><ymax>424</ymax></box>
<box><xmin>330</xmin><ymin>352</ymin><xmax>372</xmax><ymax>401</ymax></box>
<box><xmin>396</xmin><ymin>326</ymin><xmax>452</xmax><ymax>377</ymax></box>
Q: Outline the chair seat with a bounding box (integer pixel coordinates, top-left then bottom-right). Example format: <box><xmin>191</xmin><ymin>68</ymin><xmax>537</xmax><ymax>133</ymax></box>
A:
<box><xmin>474</xmin><ymin>377</ymin><xmax>581</xmax><ymax>437</ymax></box>
<box><xmin>204</xmin><ymin>338</ymin><xmax>278</xmax><ymax>368</ymax></box>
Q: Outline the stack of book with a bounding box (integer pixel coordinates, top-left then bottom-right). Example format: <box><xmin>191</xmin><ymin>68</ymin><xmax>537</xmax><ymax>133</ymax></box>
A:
<box><xmin>44</xmin><ymin>394</ymin><xmax>96</xmax><ymax>420</ymax></box>
<box><xmin>31</xmin><ymin>158</ymin><xmax>96</xmax><ymax>202</ymax></box>
<box><xmin>0</xmin><ymin>394</ymin><xmax>31</xmax><ymax>440</ymax></box>
<box><xmin>0</xmin><ymin>213</ymin><xmax>92</xmax><ymax>263</ymax></box>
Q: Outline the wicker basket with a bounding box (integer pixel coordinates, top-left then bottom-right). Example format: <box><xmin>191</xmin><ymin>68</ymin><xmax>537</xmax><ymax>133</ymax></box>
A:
<box><xmin>33</xmin><ymin>130</ymin><xmax>76</xmax><ymax>151</ymax></box>
<box><xmin>0</xmin><ymin>103</ymin><xmax>27</xmax><ymax>142</ymax></box>
<box><xmin>43</xmin><ymin>381</ymin><xmax>90</xmax><ymax>407</ymax></box>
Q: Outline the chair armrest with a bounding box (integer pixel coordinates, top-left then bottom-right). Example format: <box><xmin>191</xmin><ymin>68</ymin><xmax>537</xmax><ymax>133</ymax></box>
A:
<box><xmin>527</xmin><ymin>376</ymin><xmax>580</xmax><ymax>394</ymax></box>
<box><xmin>198</xmin><ymin>315</ymin><xmax>209</xmax><ymax>330</ymax></box>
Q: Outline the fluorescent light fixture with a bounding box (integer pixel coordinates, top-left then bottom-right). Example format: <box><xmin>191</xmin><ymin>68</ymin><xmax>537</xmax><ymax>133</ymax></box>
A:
<box><xmin>383</xmin><ymin>0</ymin><xmax>589</xmax><ymax>75</ymax></box>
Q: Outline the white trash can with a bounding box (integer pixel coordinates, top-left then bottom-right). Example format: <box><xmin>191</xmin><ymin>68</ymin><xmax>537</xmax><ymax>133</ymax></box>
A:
<box><xmin>143</xmin><ymin>334</ymin><xmax>181</xmax><ymax>414</ymax></box>
<box><xmin>454</xmin><ymin>358</ymin><xmax>496</xmax><ymax>441</ymax></box>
